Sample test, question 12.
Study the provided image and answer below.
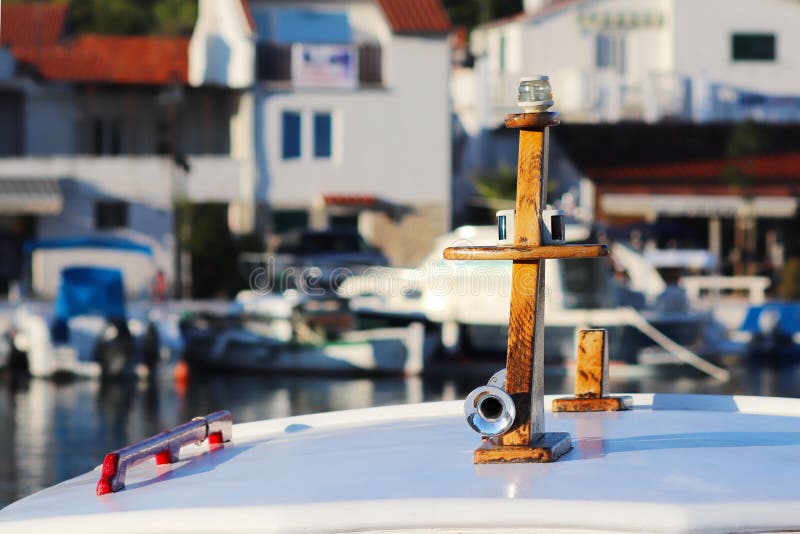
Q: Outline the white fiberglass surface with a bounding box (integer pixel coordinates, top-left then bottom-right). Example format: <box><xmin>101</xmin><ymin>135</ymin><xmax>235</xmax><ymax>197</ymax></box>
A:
<box><xmin>2</xmin><ymin>394</ymin><xmax>800</xmax><ymax>533</ymax></box>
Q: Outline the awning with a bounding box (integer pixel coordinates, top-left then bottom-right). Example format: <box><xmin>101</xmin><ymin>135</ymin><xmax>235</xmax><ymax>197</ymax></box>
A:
<box><xmin>0</xmin><ymin>178</ymin><xmax>63</xmax><ymax>215</ymax></box>
<box><xmin>320</xmin><ymin>193</ymin><xmax>412</xmax><ymax>220</ymax></box>
<box><xmin>23</xmin><ymin>236</ymin><xmax>153</xmax><ymax>256</ymax></box>
<box><xmin>323</xmin><ymin>194</ymin><xmax>380</xmax><ymax>208</ymax></box>
<box><xmin>644</xmin><ymin>249</ymin><xmax>718</xmax><ymax>270</ymax></box>
<box><xmin>601</xmin><ymin>194</ymin><xmax>798</xmax><ymax>218</ymax></box>
<box><xmin>578</xmin><ymin>11</ymin><xmax>665</xmax><ymax>30</ymax></box>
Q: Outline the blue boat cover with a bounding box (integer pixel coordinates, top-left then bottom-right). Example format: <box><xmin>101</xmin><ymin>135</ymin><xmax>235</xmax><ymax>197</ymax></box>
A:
<box><xmin>23</xmin><ymin>236</ymin><xmax>152</xmax><ymax>256</ymax></box>
<box><xmin>740</xmin><ymin>303</ymin><xmax>800</xmax><ymax>335</ymax></box>
<box><xmin>54</xmin><ymin>266</ymin><xmax>127</xmax><ymax>323</ymax></box>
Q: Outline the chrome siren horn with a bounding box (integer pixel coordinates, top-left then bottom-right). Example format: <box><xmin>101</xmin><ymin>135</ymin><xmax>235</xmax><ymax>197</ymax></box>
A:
<box><xmin>464</xmin><ymin>368</ymin><xmax>515</xmax><ymax>437</ymax></box>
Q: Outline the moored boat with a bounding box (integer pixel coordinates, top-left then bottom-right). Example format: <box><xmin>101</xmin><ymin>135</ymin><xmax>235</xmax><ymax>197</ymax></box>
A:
<box><xmin>340</xmin><ymin>225</ymin><xmax>736</xmax><ymax>372</ymax></box>
<box><xmin>180</xmin><ymin>291</ymin><xmax>436</xmax><ymax>375</ymax></box>
<box><xmin>7</xmin><ymin>238</ymin><xmax>165</xmax><ymax>379</ymax></box>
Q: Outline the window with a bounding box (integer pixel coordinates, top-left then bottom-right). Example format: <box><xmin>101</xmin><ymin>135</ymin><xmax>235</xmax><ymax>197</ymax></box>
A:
<box><xmin>282</xmin><ymin>111</ymin><xmax>301</xmax><ymax>159</ymax></box>
<box><xmin>257</xmin><ymin>43</ymin><xmax>292</xmax><ymax>81</ymax></box>
<box><xmin>499</xmin><ymin>35</ymin><xmax>506</xmax><ymax>72</ymax></box>
<box><xmin>732</xmin><ymin>33</ymin><xmax>776</xmax><ymax>61</ymax></box>
<box><xmin>313</xmin><ymin>112</ymin><xmax>333</xmax><ymax>159</ymax></box>
<box><xmin>329</xmin><ymin>214</ymin><xmax>358</xmax><ymax>229</ymax></box>
<box><xmin>95</xmin><ymin>201</ymin><xmax>128</xmax><ymax>229</ymax></box>
<box><xmin>559</xmin><ymin>259</ymin><xmax>613</xmax><ymax>309</ymax></box>
<box><xmin>272</xmin><ymin>210</ymin><xmax>309</xmax><ymax>233</ymax></box>
<box><xmin>358</xmin><ymin>43</ymin><xmax>382</xmax><ymax>85</ymax></box>
<box><xmin>0</xmin><ymin>90</ymin><xmax>24</xmax><ymax>156</ymax></box>
<box><xmin>90</xmin><ymin>118</ymin><xmax>122</xmax><ymax>155</ymax></box>
<box><xmin>596</xmin><ymin>34</ymin><xmax>626</xmax><ymax>73</ymax></box>
<box><xmin>596</xmin><ymin>34</ymin><xmax>612</xmax><ymax>67</ymax></box>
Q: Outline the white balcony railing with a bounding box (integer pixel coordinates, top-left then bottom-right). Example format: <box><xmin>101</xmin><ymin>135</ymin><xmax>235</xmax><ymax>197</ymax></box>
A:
<box><xmin>483</xmin><ymin>67</ymin><xmax>800</xmax><ymax>124</ymax></box>
<box><xmin>486</xmin><ymin>69</ymin><xmax>689</xmax><ymax>123</ymax></box>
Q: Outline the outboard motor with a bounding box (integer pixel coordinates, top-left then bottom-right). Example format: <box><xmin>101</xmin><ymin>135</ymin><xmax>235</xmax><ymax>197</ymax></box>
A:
<box><xmin>95</xmin><ymin>318</ymin><xmax>136</xmax><ymax>379</ymax></box>
<box><xmin>141</xmin><ymin>321</ymin><xmax>161</xmax><ymax>371</ymax></box>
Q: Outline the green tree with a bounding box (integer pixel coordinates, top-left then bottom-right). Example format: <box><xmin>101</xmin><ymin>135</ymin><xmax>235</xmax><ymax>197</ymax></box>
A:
<box><xmin>473</xmin><ymin>165</ymin><xmax>518</xmax><ymax>211</ymax></box>
<box><xmin>152</xmin><ymin>0</ymin><xmax>198</xmax><ymax>36</ymax></box>
<box><xmin>69</xmin><ymin>0</ymin><xmax>153</xmax><ymax>35</ymax></box>
<box><xmin>780</xmin><ymin>257</ymin><xmax>800</xmax><ymax>300</ymax></box>
<box><xmin>442</xmin><ymin>0</ymin><xmax>523</xmax><ymax>30</ymax></box>
<box><xmin>473</xmin><ymin>165</ymin><xmax>560</xmax><ymax>211</ymax></box>
<box><xmin>724</xmin><ymin>120</ymin><xmax>770</xmax><ymax>191</ymax></box>
<box><xmin>6</xmin><ymin>0</ymin><xmax>197</xmax><ymax>36</ymax></box>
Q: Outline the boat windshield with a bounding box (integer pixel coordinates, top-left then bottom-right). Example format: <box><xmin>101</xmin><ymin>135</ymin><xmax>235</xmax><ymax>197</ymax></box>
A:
<box><xmin>277</xmin><ymin>232</ymin><xmax>370</xmax><ymax>254</ymax></box>
<box><xmin>559</xmin><ymin>258</ymin><xmax>614</xmax><ymax>309</ymax></box>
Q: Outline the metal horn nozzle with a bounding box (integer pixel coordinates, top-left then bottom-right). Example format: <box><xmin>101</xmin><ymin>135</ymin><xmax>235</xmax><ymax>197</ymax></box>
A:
<box><xmin>464</xmin><ymin>384</ymin><xmax>516</xmax><ymax>437</ymax></box>
<box><xmin>487</xmin><ymin>368</ymin><xmax>506</xmax><ymax>389</ymax></box>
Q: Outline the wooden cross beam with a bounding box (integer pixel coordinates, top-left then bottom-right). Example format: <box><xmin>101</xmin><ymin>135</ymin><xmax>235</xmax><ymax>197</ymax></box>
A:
<box><xmin>446</xmin><ymin>112</ymin><xmax>608</xmax><ymax>464</ymax></box>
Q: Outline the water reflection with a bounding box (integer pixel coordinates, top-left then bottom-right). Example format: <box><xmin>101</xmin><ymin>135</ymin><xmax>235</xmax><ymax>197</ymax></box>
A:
<box><xmin>1</xmin><ymin>364</ymin><xmax>800</xmax><ymax>507</ymax></box>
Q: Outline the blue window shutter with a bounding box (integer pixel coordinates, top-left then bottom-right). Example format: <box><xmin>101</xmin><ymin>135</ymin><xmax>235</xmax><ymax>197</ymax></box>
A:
<box><xmin>314</xmin><ymin>113</ymin><xmax>332</xmax><ymax>158</ymax></box>
<box><xmin>282</xmin><ymin>111</ymin><xmax>301</xmax><ymax>159</ymax></box>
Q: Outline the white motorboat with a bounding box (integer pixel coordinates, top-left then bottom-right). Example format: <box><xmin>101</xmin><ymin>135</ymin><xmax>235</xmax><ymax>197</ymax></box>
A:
<box><xmin>180</xmin><ymin>291</ymin><xmax>436</xmax><ymax>375</ymax></box>
<box><xmin>7</xmin><ymin>238</ymin><xmax>165</xmax><ymax>379</ymax></box>
<box><xmin>340</xmin><ymin>225</ymin><xmax>736</xmax><ymax>372</ymax></box>
<box><xmin>2</xmin><ymin>394</ymin><xmax>800</xmax><ymax>533</ymax></box>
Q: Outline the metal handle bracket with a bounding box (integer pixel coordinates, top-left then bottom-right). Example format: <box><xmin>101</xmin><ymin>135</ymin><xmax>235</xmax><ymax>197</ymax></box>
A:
<box><xmin>96</xmin><ymin>410</ymin><xmax>232</xmax><ymax>496</ymax></box>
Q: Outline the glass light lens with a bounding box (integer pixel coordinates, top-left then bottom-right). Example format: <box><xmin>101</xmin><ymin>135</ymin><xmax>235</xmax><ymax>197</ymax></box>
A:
<box><xmin>517</xmin><ymin>76</ymin><xmax>554</xmax><ymax>111</ymax></box>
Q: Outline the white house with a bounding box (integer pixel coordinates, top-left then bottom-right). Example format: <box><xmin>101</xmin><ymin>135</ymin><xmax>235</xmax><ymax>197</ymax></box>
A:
<box><xmin>190</xmin><ymin>0</ymin><xmax>452</xmax><ymax>266</ymax></box>
<box><xmin>0</xmin><ymin>2</ymin><xmax>248</xmax><ymax>295</ymax></box>
<box><xmin>457</xmin><ymin>0</ymin><xmax>800</xmax><ymax>131</ymax></box>
<box><xmin>450</xmin><ymin>0</ymin><xmax>800</xmax><ymax>230</ymax></box>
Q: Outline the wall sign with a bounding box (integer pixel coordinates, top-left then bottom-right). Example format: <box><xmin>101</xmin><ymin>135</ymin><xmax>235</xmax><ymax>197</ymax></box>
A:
<box><xmin>291</xmin><ymin>44</ymin><xmax>357</xmax><ymax>89</ymax></box>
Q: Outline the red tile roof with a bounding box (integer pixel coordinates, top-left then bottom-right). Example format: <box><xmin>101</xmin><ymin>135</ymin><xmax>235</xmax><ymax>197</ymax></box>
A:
<box><xmin>0</xmin><ymin>2</ymin><xmax>68</xmax><ymax>48</ymax></box>
<box><xmin>241</xmin><ymin>0</ymin><xmax>450</xmax><ymax>35</ymax></box>
<box><xmin>239</xmin><ymin>0</ymin><xmax>256</xmax><ymax>32</ymax></box>
<box><xmin>590</xmin><ymin>154</ymin><xmax>800</xmax><ymax>182</ymax></box>
<box><xmin>377</xmin><ymin>0</ymin><xmax>451</xmax><ymax>34</ymax></box>
<box><xmin>14</xmin><ymin>35</ymin><xmax>189</xmax><ymax>85</ymax></box>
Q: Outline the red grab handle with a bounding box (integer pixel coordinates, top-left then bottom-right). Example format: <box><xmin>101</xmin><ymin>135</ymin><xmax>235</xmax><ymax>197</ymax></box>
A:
<box><xmin>96</xmin><ymin>410</ymin><xmax>232</xmax><ymax>496</ymax></box>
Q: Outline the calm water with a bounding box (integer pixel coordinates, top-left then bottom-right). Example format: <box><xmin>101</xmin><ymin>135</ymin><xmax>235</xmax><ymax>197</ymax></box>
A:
<box><xmin>2</xmin><ymin>364</ymin><xmax>800</xmax><ymax>507</ymax></box>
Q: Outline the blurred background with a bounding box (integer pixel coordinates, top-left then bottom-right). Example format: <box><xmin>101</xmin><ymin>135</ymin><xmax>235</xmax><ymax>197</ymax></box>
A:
<box><xmin>2</xmin><ymin>0</ymin><xmax>800</xmax><ymax>506</ymax></box>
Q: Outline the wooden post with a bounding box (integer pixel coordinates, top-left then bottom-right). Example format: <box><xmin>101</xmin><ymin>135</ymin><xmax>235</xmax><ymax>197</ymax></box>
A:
<box><xmin>575</xmin><ymin>329</ymin><xmax>609</xmax><ymax>398</ymax></box>
<box><xmin>552</xmin><ymin>329</ymin><xmax>632</xmax><ymax>412</ymax></box>
<box><xmin>500</xmin><ymin>126</ymin><xmax>547</xmax><ymax>446</ymax></box>
<box><xmin>472</xmin><ymin>112</ymin><xmax>571</xmax><ymax>464</ymax></box>
<box><xmin>445</xmin><ymin>98</ymin><xmax>610</xmax><ymax>463</ymax></box>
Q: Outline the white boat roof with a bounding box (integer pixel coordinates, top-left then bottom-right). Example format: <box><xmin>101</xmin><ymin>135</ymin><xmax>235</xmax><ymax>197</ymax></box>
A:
<box><xmin>3</xmin><ymin>394</ymin><xmax>800</xmax><ymax>533</ymax></box>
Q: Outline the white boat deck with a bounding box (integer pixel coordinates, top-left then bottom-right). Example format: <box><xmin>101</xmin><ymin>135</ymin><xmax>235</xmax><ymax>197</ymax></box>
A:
<box><xmin>3</xmin><ymin>394</ymin><xmax>800</xmax><ymax>533</ymax></box>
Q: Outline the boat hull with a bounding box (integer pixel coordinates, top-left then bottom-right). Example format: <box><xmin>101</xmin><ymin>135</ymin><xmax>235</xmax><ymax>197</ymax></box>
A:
<box><xmin>356</xmin><ymin>309</ymin><xmax>719</xmax><ymax>364</ymax></box>
<box><xmin>183</xmin><ymin>323</ymin><xmax>434</xmax><ymax>376</ymax></box>
<box><xmin>4</xmin><ymin>395</ymin><xmax>800</xmax><ymax>533</ymax></box>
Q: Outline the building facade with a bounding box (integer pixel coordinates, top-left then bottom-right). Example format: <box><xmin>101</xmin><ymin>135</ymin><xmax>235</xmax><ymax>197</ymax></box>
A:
<box><xmin>190</xmin><ymin>0</ymin><xmax>452</xmax><ymax>266</ymax></box>
<box><xmin>451</xmin><ymin>0</ymin><xmax>800</xmax><ymax>278</ymax></box>
<box><xmin>461</xmin><ymin>0</ymin><xmax>800</xmax><ymax>127</ymax></box>
<box><xmin>0</xmin><ymin>3</ymin><xmax>247</xmax><ymax>294</ymax></box>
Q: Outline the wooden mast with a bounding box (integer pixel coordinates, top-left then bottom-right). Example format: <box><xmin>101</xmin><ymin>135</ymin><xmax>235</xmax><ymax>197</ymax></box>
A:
<box><xmin>446</xmin><ymin>83</ymin><xmax>609</xmax><ymax>463</ymax></box>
